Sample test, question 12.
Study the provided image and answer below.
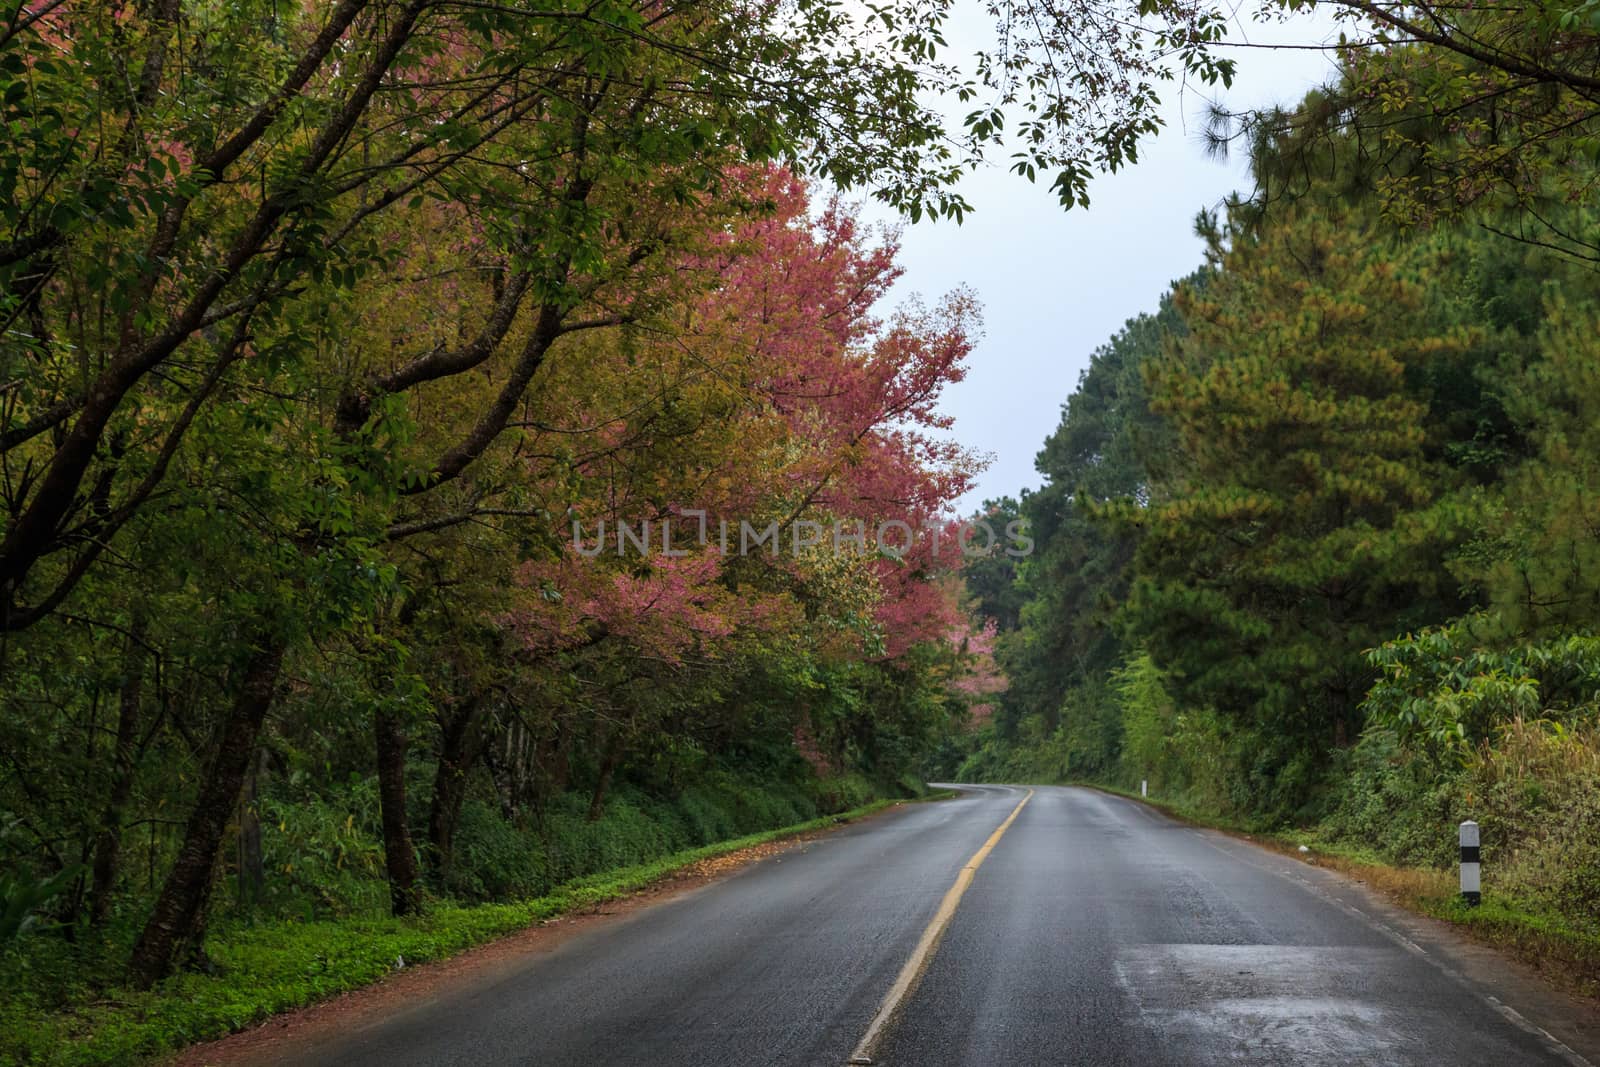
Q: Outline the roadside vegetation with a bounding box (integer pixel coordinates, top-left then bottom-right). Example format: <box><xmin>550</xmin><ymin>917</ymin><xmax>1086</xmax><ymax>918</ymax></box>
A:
<box><xmin>952</xmin><ymin>29</ymin><xmax>1600</xmax><ymax>976</ymax></box>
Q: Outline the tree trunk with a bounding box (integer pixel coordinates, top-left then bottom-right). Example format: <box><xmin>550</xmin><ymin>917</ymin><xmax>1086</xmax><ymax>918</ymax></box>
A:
<box><xmin>90</xmin><ymin>630</ymin><xmax>144</xmax><ymax>927</ymax></box>
<box><xmin>551</xmin><ymin>717</ymin><xmax>573</xmax><ymax>796</ymax></box>
<box><xmin>128</xmin><ymin>641</ymin><xmax>284</xmax><ymax>989</ymax></box>
<box><xmin>587</xmin><ymin>737</ymin><xmax>623</xmax><ymax>822</ymax></box>
<box><xmin>426</xmin><ymin>697</ymin><xmax>483</xmax><ymax>881</ymax></box>
<box><xmin>236</xmin><ymin>748</ymin><xmax>266</xmax><ymax>912</ymax></box>
<box><xmin>487</xmin><ymin>718</ymin><xmax>531</xmax><ymax>821</ymax></box>
<box><xmin>179</xmin><ymin>860</ymin><xmax>219</xmax><ymax>975</ymax></box>
<box><xmin>375</xmin><ymin>706</ymin><xmax>422</xmax><ymax>916</ymax></box>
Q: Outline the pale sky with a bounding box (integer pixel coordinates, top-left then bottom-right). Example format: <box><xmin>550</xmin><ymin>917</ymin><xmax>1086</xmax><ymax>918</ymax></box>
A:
<box><xmin>863</xmin><ymin>9</ymin><xmax>1343</xmax><ymax>509</ymax></box>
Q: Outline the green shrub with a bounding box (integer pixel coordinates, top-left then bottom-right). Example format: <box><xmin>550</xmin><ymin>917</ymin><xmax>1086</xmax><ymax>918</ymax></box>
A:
<box><xmin>446</xmin><ymin>795</ymin><xmax>548</xmax><ymax>901</ymax></box>
<box><xmin>1552</xmin><ymin>845</ymin><xmax>1600</xmax><ymax>916</ymax></box>
<box><xmin>441</xmin><ymin>767</ymin><xmax>851</xmax><ymax>905</ymax></box>
<box><xmin>1</xmin><ymin>866</ymin><xmax>82</xmax><ymax>942</ymax></box>
<box><xmin>1364</xmin><ymin>619</ymin><xmax>1600</xmax><ymax>750</ymax></box>
<box><xmin>257</xmin><ymin>778</ymin><xmax>387</xmax><ymax>918</ymax></box>
<box><xmin>1323</xmin><ymin>728</ymin><xmax>1464</xmax><ymax>868</ymax></box>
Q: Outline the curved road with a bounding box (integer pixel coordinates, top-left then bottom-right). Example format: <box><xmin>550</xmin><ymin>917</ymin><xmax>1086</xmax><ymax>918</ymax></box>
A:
<box><xmin>251</xmin><ymin>786</ymin><xmax>1600</xmax><ymax>1066</ymax></box>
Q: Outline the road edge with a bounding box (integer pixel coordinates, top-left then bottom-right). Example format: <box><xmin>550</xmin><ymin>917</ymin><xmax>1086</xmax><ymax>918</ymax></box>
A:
<box><xmin>1073</xmin><ymin>780</ymin><xmax>1600</xmax><ymax>997</ymax></box>
<box><xmin>1069</xmin><ymin>781</ymin><xmax>1600</xmax><ymax>1063</ymax></box>
<box><xmin>121</xmin><ymin>791</ymin><xmax>941</xmax><ymax>1067</ymax></box>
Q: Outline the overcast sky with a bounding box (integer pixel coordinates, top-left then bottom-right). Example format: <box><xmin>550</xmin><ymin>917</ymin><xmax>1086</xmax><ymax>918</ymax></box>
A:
<box><xmin>862</xmin><ymin>9</ymin><xmax>1343</xmax><ymax>510</ymax></box>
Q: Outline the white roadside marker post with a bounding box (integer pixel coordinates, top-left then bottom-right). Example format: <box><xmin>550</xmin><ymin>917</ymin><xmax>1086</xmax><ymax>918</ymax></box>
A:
<box><xmin>1460</xmin><ymin>820</ymin><xmax>1481</xmax><ymax>907</ymax></box>
<box><xmin>1140</xmin><ymin>780</ymin><xmax>1147</xmax><ymax>798</ymax></box>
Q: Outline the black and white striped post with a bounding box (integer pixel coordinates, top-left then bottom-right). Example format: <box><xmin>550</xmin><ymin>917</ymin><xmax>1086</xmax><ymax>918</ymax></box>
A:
<box><xmin>1460</xmin><ymin>820</ymin><xmax>1481</xmax><ymax>907</ymax></box>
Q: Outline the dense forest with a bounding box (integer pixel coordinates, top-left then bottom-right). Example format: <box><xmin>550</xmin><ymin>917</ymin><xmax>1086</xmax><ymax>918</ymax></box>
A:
<box><xmin>5</xmin><ymin>0</ymin><xmax>1600</xmax><ymax>1060</ymax></box>
<box><xmin>957</xmin><ymin>57</ymin><xmax>1600</xmax><ymax>951</ymax></box>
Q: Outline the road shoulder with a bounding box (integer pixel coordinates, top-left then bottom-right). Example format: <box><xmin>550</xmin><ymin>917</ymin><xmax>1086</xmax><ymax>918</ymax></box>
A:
<box><xmin>167</xmin><ymin>797</ymin><xmax>932</xmax><ymax>1067</ymax></box>
<box><xmin>1077</xmin><ymin>784</ymin><xmax>1600</xmax><ymax>1065</ymax></box>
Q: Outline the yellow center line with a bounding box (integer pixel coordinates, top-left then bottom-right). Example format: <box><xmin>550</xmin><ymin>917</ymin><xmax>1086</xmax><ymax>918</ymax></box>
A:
<box><xmin>846</xmin><ymin>788</ymin><xmax>1034</xmax><ymax>1066</ymax></box>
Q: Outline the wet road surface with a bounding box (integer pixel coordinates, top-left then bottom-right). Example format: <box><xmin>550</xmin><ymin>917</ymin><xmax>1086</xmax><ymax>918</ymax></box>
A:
<box><xmin>248</xmin><ymin>785</ymin><xmax>1600</xmax><ymax>1066</ymax></box>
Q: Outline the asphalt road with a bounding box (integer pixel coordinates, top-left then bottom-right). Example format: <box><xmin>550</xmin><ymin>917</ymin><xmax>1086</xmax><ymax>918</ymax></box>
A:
<box><xmin>267</xmin><ymin>785</ymin><xmax>1600</xmax><ymax>1067</ymax></box>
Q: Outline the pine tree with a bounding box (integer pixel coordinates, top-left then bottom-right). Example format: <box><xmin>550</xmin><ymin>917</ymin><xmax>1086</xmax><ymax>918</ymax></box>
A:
<box><xmin>1120</xmin><ymin>202</ymin><xmax>1470</xmax><ymax>803</ymax></box>
<box><xmin>1483</xmin><ymin>297</ymin><xmax>1600</xmax><ymax>634</ymax></box>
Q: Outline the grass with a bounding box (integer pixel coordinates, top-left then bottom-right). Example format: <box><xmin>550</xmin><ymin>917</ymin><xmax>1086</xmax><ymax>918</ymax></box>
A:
<box><xmin>0</xmin><ymin>796</ymin><xmax>905</xmax><ymax>1067</ymax></box>
<box><xmin>1080</xmin><ymin>780</ymin><xmax>1600</xmax><ymax>1001</ymax></box>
